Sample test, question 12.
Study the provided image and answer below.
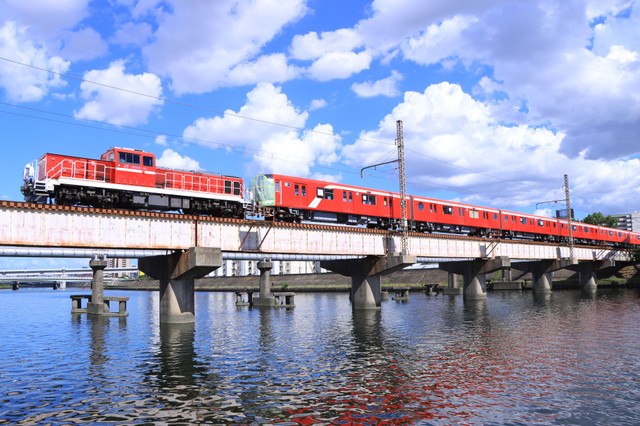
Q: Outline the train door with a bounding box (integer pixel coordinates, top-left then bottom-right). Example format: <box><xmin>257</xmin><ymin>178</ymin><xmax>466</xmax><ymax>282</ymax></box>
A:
<box><xmin>342</xmin><ymin>189</ymin><xmax>354</xmax><ymax>213</ymax></box>
<box><xmin>292</xmin><ymin>181</ymin><xmax>307</xmax><ymax>208</ymax></box>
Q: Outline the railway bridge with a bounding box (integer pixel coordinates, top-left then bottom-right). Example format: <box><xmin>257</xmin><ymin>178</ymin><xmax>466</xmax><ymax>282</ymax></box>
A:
<box><xmin>0</xmin><ymin>201</ymin><xmax>631</xmax><ymax>323</ymax></box>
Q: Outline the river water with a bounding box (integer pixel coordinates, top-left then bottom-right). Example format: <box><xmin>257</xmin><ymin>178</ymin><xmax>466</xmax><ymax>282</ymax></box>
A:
<box><xmin>1</xmin><ymin>286</ymin><xmax>639</xmax><ymax>425</ymax></box>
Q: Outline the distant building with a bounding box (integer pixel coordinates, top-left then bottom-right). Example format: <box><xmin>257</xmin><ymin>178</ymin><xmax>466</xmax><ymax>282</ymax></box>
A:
<box><xmin>612</xmin><ymin>212</ymin><xmax>640</xmax><ymax>233</ymax></box>
<box><xmin>107</xmin><ymin>258</ymin><xmax>133</xmax><ymax>277</ymax></box>
<box><xmin>208</xmin><ymin>260</ymin><xmax>326</xmax><ymax>277</ymax></box>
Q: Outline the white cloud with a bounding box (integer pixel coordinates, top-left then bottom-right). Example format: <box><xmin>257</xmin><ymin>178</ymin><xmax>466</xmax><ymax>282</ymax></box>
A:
<box><xmin>111</xmin><ymin>21</ymin><xmax>153</xmax><ymax>46</ymax></box>
<box><xmin>290</xmin><ymin>28</ymin><xmax>363</xmax><ymax>60</ymax></box>
<box><xmin>342</xmin><ymin>82</ymin><xmax>640</xmax><ymax>214</ymax></box>
<box><xmin>144</xmin><ymin>0</ymin><xmax>307</xmax><ymax>94</ymax></box>
<box><xmin>309</xmin><ymin>98</ymin><xmax>327</xmax><ymax>110</ymax></box>
<box><xmin>0</xmin><ymin>21</ymin><xmax>69</xmax><ymax>102</ymax></box>
<box><xmin>0</xmin><ymin>0</ymin><xmax>90</xmax><ymax>38</ymax></box>
<box><xmin>183</xmin><ymin>83</ymin><xmax>341</xmax><ymax>177</ymax></box>
<box><xmin>307</xmin><ymin>50</ymin><xmax>372</xmax><ymax>81</ymax></box>
<box><xmin>226</xmin><ymin>53</ymin><xmax>300</xmax><ymax>86</ymax></box>
<box><xmin>351</xmin><ymin>70</ymin><xmax>403</xmax><ymax>97</ymax></box>
<box><xmin>59</xmin><ymin>27</ymin><xmax>108</xmax><ymax>61</ymax></box>
<box><xmin>155</xmin><ymin>134</ymin><xmax>167</xmax><ymax>146</ymax></box>
<box><xmin>74</xmin><ymin>60</ymin><xmax>163</xmax><ymax>126</ymax></box>
<box><xmin>156</xmin><ymin>149</ymin><xmax>201</xmax><ymax>170</ymax></box>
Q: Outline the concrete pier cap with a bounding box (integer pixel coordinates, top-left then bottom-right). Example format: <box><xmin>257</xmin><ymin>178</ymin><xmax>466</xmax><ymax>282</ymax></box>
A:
<box><xmin>139</xmin><ymin>247</ymin><xmax>222</xmax><ymax>324</ymax></box>
<box><xmin>439</xmin><ymin>256</ymin><xmax>510</xmax><ymax>300</ymax></box>
<box><xmin>321</xmin><ymin>253</ymin><xmax>416</xmax><ymax>309</ymax></box>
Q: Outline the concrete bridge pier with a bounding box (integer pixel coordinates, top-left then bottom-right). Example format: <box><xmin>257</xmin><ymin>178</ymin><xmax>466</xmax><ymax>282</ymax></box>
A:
<box><xmin>139</xmin><ymin>247</ymin><xmax>222</xmax><ymax>324</ymax></box>
<box><xmin>321</xmin><ymin>254</ymin><xmax>416</xmax><ymax>309</ymax></box>
<box><xmin>253</xmin><ymin>260</ymin><xmax>275</xmax><ymax>307</ymax></box>
<box><xmin>568</xmin><ymin>260</ymin><xmax>616</xmax><ymax>292</ymax></box>
<box><xmin>514</xmin><ymin>258</ymin><xmax>578</xmax><ymax>294</ymax></box>
<box><xmin>439</xmin><ymin>257</ymin><xmax>510</xmax><ymax>300</ymax></box>
<box><xmin>87</xmin><ymin>257</ymin><xmax>108</xmax><ymax>315</ymax></box>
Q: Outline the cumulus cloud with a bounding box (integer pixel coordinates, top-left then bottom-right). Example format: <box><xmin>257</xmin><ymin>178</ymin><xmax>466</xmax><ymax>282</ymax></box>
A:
<box><xmin>299</xmin><ymin>0</ymin><xmax>640</xmax><ymax>167</ymax></box>
<box><xmin>156</xmin><ymin>148</ymin><xmax>201</xmax><ymax>170</ymax></box>
<box><xmin>342</xmin><ymin>82</ymin><xmax>640</xmax><ymax>214</ymax></box>
<box><xmin>144</xmin><ymin>0</ymin><xmax>307</xmax><ymax>94</ymax></box>
<box><xmin>74</xmin><ymin>60</ymin><xmax>163</xmax><ymax>126</ymax></box>
<box><xmin>351</xmin><ymin>70</ymin><xmax>403</xmax><ymax>97</ymax></box>
<box><xmin>309</xmin><ymin>98</ymin><xmax>327</xmax><ymax>110</ymax></box>
<box><xmin>111</xmin><ymin>21</ymin><xmax>153</xmax><ymax>46</ymax></box>
<box><xmin>59</xmin><ymin>27</ymin><xmax>108</xmax><ymax>61</ymax></box>
<box><xmin>0</xmin><ymin>21</ymin><xmax>69</xmax><ymax>102</ymax></box>
<box><xmin>182</xmin><ymin>82</ymin><xmax>342</xmax><ymax>177</ymax></box>
<box><xmin>0</xmin><ymin>0</ymin><xmax>90</xmax><ymax>38</ymax></box>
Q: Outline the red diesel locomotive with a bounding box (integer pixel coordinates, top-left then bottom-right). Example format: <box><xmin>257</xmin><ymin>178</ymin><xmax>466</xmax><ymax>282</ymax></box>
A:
<box><xmin>21</xmin><ymin>147</ymin><xmax>244</xmax><ymax>216</ymax></box>
<box><xmin>250</xmin><ymin>173</ymin><xmax>640</xmax><ymax>247</ymax></box>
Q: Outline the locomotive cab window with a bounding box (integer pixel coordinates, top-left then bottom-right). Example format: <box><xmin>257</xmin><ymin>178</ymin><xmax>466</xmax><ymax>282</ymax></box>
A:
<box><xmin>443</xmin><ymin>205</ymin><xmax>453</xmax><ymax>215</ymax></box>
<box><xmin>119</xmin><ymin>152</ymin><xmax>141</xmax><ymax>164</ymax></box>
<box><xmin>143</xmin><ymin>156</ymin><xmax>154</xmax><ymax>167</ymax></box>
<box><xmin>224</xmin><ymin>180</ymin><xmax>232</xmax><ymax>194</ymax></box>
<box><xmin>234</xmin><ymin>182</ymin><xmax>241</xmax><ymax>195</ymax></box>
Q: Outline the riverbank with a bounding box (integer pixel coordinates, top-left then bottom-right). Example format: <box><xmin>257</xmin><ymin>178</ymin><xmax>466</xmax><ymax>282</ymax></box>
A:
<box><xmin>109</xmin><ymin>264</ymin><xmax>640</xmax><ymax>293</ymax></box>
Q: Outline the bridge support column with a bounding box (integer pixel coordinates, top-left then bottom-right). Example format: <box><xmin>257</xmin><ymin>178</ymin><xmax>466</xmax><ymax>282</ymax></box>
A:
<box><xmin>139</xmin><ymin>247</ymin><xmax>222</xmax><ymax>324</ymax></box>
<box><xmin>439</xmin><ymin>257</ymin><xmax>510</xmax><ymax>300</ymax></box>
<box><xmin>568</xmin><ymin>260</ymin><xmax>616</xmax><ymax>292</ymax></box>
<box><xmin>87</xmin><ymin>257</ymin><xmax>108</xmax><ymax>315</ymax></box>
<box><xmin>514</xmin><ymin>258</ymin><xmax>578</xmax><ymax>294</ymax></box>
<box><xmin>253</xmin><ymin>260</ymin><xmax>275</xmax><ymax>307</ymax></box>
<box><xmin>321</xmin><ymin>254</ymin><xmax>416</xmax><ymax>310</ymax></box>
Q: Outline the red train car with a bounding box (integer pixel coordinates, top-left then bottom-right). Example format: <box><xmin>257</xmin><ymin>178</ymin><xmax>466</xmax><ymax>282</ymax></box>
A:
<box><xmin>21</xmin><ymin>147</ymin><xmax>244</xmax><ymax>216</ymax></box>
<box><xmin>250</xmin><ymin>173</ymin><xmax>640</xmax><ymax>247</ymax></box>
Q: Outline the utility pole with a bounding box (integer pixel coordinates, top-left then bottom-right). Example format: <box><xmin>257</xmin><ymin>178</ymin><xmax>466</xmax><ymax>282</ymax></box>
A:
<box><xmin>359</xmin><ymin>120</ymin><xmax>409</xmax><ymax>255</ymax></box>
<box><xmin>396</xmin><ymin>120</ymin><xmax>408</xmax><ymax>255</ymax></box>
<box><xmin>564</xmin><ymin>174</ymin><xmax>575</xmax><ymax>261</ymax></box>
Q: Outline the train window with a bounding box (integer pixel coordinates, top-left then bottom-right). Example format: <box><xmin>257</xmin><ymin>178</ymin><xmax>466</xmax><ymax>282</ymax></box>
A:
<box><xmin>520</xmin><ymin>217</ymin><xmax>527</xmax><ymax>224</ymax></box>
<box><xmin>572</xmin><ymin>225</ymin><xmax>577</xmax><ymax>231</ymax></box>
<box><xmin>143</xmin><ymin>156</ymin><xmax>154</xmax><ymax>167</ymax></box>
<box><xmin>349</xmin><ymin>192</ymin><xmax>352</xmax><ymax>202</ymax></box>
<box><xmin>493</xmin><ymin>213</ymin><xmax>497</xmax><ymax>220</ymax></box>
<box><xmin>384</xmin><ymin>197</ymin><xmax>388</xmax><ymax>206</ymax></box>
<box><xmin>295</xmin><ymin>185</ymin><xmax>299</xmax><ymax>196</ymax></box>
<box><xmin>443</xmin><ymin>206</ymin><xmax>453</xmax><ymax>215</ymax></box>
<box><xmin>224</xmin><ymin>180</ymin><xmax>232</xmax><ymax>194</ymax></box>
<box><xmin>609</xmin><ymin>231</ymin><xmax>613</xmax><ymax>236</ymax></box>
<box><xmin>504</xmin><ymin>215</ymin><xmax>509</xmax><ymax>222</ymax></box>
<box><xmin>584</xmin><ymin>226</ymin><xmax>589</xmax><ymax>233</ymax></box>
<box><xmin>513</xmin><ymin>216</ymin><xmax>516</xmax><ymax>223</ymax></box>
<box><xmin>234</xmin><ymin>182</ymin><xmax>241</xmax><ymax>195</ymax></box>
<box><xmin>343</xmin><ymin>191</ymin><xmax>347</xmax><ymax>202</ymax></box>
<box><xmin>618</xmin><ymin>232</ymin><xmax>622</xmax><ymax>237</ymax></box>
<box><xmin>458</xmin><ymin>208</ymin><xmax>464</xmax><ymax>216</ymax></box>
<box><xmin>325</xmin><ymin>188</ymin><xmax>334</xmax><ymax>200</ymax></box>
<box><xmin>316</xmin><ymin>188</ymin><xmax>324</xmax><ymax>198</ymax></box>
<box><xmin>119</xmin><ymin>152</ymin><xmax>141</xmax><ymax>164</ymax></box>
<box><xmin>469</xmin><ymin>210</ymin><xmax>479</xmax><ymax>219</ymax></box>
<box><xmin>538</xmin><ymin>219</ymin><xmax>544</xmax><ymax>226</ymax></box>
<box><xmin>302</xmin><ymin>186</ymin><xmax>306</xmax><ymax>196</ymax></box>
<box><xmin>418</xmin><ymin>202</ymin><xmax>424</xmax><ymax>211</ymax></box>
<box><xmin>370</xmin><ymin>195</ymin><xmax>376</xmax><ymax>205</ymax></box>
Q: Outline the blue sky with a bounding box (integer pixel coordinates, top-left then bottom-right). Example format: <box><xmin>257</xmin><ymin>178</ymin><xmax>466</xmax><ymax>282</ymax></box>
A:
<box><xmin>0</xmin><ymin>0</ymin><xmax>639</xmax><ymax>269</ymax></box>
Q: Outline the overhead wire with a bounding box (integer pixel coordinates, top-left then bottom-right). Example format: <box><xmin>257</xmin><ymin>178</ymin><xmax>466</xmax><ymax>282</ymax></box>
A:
<box><xmin>0</xmin><ymin>55</ymin><xmax>548</xmax><ymax>190</ymax></box>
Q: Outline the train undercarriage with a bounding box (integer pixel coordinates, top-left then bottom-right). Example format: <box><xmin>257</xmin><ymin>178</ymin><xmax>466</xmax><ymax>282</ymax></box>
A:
<box><xmin>52</xmin><ymin>185</ymin><xmax>244</xmax><ymax>217</ymax></box>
